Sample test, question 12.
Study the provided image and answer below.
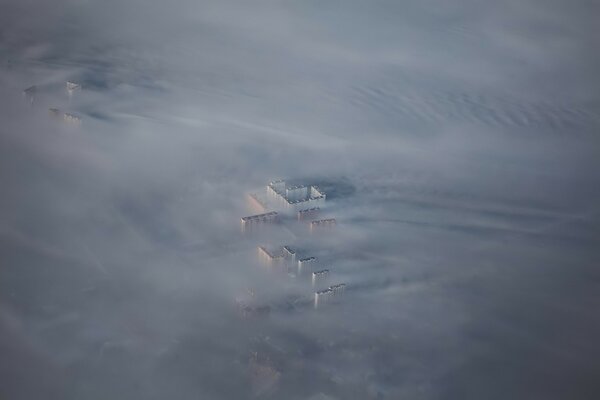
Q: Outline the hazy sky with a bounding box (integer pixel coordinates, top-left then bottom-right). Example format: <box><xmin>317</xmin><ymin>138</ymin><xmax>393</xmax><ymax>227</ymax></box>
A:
<box><xmin>1</xmin><ymin>1</ymin><xmax>599</xmax><ymax>399</ymax></box>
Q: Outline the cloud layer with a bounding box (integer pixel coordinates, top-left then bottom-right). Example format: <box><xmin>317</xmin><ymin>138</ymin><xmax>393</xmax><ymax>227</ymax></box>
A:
<box><xmin>1</xmin><ymin>0</ymin><xmax>599</xmax><ymax>399</ymax></box>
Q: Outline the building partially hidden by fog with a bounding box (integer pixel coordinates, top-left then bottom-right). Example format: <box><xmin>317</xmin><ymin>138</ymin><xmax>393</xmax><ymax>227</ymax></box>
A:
<box><xmin>312</xmin><ymin>269</ymin><xmax>329</xmax><ymax>287</ymax></box>
<box><xmin>298</xmin><ymin>207</ymin><xmax>320</xmax><ymax>221</ymax></box>
<box><xmin>330</xmin><ymin>283</ymin><xmax>346</xmax><ymax>295</ymax></box>
<box><xmin>257</xmin><ymin>245</ymin><xmax>297</xmax><ymax>271</ymax></box>
<box><xmin>241</xmin><ymin>211</ymin><xmax>278</xmax><ymax>233</ymax></box>
<box><xmin>63</xmin><ymin>113</ymin><xmax>82</xmax><ymax>125</ymax></box>
<box><xmin>23</xmin><ymin>85</ymin><xmax>36</xmax><ymax>105</ymax></box>
<box><xmin>66</xmin><ymin>81</ymin><xmax>81</xmax><ymax>95</ymax></box>
<box><xmin>49</xmin><ymin>108</ymin><xmax>61</xmax><ymax>118</ymax></box>
<box><xmin>240</xmin><ymin>178</ymin><xmax>344</xmax><ymax>312</ymax></box>
<box><xmin>258</xmin><ymin>246</ymin><xmax>284</xmax><ymax>267</ymax></box>
<box><xmin>310</xmin><ymin>218</ymin><xmax>336</xmax><ymax>232</ymax></box>
<box><xmin>282</xmin><ymin>246</ymin><xmax>296</xmax><ymax>265</ymax></box>
<box><xmin>48</xmin><ymin>108</ymin><xmax>82</xmax><ymax>125</ymax></box>
<box><xmin>297</xmin><ymin>256</ymin><xmax>317</xmax><ymax>275</ymax></box>
<box><xmin>314</xmin><ymin>283</ymin><xmax>346</xmax><ymax>308</ymax></box>
<box><xmin>267</xmin><ymin>180</ymin><xmax>326</xmax><ymax>213</ymax></box>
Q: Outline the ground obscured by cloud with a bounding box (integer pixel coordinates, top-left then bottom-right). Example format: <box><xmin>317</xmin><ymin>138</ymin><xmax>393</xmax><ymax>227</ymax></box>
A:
<box><xmin>1</xmin><ymin>0</ymin><xmax>599</xmax><ymax>399</ymax></box>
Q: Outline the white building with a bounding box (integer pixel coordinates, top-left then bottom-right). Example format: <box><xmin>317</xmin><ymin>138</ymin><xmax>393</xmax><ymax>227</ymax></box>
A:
<box><xmin>66</xmin><ymin>81</ymin><xmax>81</xmax><ymax>95</ymax></box>
<box><xmin>282</xmin><ymin>246</ymin><xmax>296</xmax><ymax>265</ymax></box>
<box><xmin>314</xmin><ymin>288</ymin><xmax>332</xmax><ymax>308</ymax></box>
<box><xmin>298</xmin><ymin>207</ymin><xmax>319</xmax><ymax>221</ymax></box>
<box><xmin>286</xmin><ymin>185</ymin><xmax>308</xmax><ymax>202</ymax></box>
<box><xmin>258</xmin><ymin>246</ymin><xmax>284</xmax><ymax>267</ymax></box>
<box><xmin>23</xmin><ymin>85</ymin><xmax>36</xmax><ymax>105</ymax></box>
<box><xmin>312</xmin><ymin>269</ymin><xmax>329</xmax><ymax>287</ymax></box>
<box><xmin>258</xmin><ymin>245</ymin><xmax>297</xmax><ymax>271</ymax></box>
<box><xmin>63</xmin><ymin>113</ymin><xmax>82</xmax><ymax>125</ymax></box>
<box><xmin>314</xmin><ymin>283</ymin><xmax>346</xmax><ymax>308</ymax></box>
<box><xmin>297</xmin><ymin>257</ymin><xmax>317</xmax><ymax>275</ymax></box>
<box><xmin>266</xmin><ymin>180</ymin><xmax>326</xmax><ymax>214</ymax></box>
<box><xmin>241</xmin><ymin>211</ymin><xmax>278</xmax><ymax>232</ymax></box>
<box><xmin>310</xmin><ymin>218</ymin><xmax>336</xmax><ymax>232</ymax></box>
<box><xmin>329</xmin><ymin>283</ymin><xmax>346</xmax><ymax>295</ymax></box>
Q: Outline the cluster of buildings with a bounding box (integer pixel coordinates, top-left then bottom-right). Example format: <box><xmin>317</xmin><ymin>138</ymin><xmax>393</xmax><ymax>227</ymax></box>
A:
<box><xmin>240</xmin><ymin>180</ymin><xmax>337</xmax><ymax>233</ymax></box>
<box><xmin>266</xmin><ymin>180</ymin><xmax>326</xmax><ymax>213</ymax></box>
<box><xmin>257</xmin><ymin>245</ymin><xmax>325</xmax><ymax>282</ymax></box>
<box><xmin>257</xmin><ymin>245</ymin><xmax>296</xmax><ymax>269</ymax></box>
<box><xmin>240</xmin><ymin>179</ymin><xmax>346</xmax><ymax>310</ymax></box>
<box><xmin>23</xmin><ymin>81</ymin><xmax>83</xmax><ymax>125</ymax></box>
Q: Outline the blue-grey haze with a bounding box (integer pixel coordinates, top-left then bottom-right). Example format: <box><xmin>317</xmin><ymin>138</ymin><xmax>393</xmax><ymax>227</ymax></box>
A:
<box><xmin>1</xmin><ymin>0</ymin><xmax>599</xmax><ymax>399</ymax></box>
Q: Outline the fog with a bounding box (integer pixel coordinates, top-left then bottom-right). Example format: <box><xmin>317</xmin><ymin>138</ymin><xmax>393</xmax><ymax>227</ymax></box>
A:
<box><xmin>1</xmin><ymin>0</ymin><xmax>599</xmax><ymax>399</ymax></box>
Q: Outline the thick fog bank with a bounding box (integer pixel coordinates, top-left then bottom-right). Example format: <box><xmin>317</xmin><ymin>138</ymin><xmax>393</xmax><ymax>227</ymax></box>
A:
<box><xmin>1</xmin><ymin>0</ymin><xmax>599</xmax><ymax>399</ymax></box>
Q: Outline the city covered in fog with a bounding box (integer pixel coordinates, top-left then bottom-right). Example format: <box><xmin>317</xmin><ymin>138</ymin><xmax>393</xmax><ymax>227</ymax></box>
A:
<box><xmin>1</xmin><ymin>0</ymin><xmax>599</xmax><ymax>399</ymax></box>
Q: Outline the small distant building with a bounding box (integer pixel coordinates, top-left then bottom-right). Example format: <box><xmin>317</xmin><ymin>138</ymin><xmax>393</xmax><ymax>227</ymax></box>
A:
<box><xmin>48</xmin><ymin>108</ymin><xmax>81</xmax><ymax>125</ymax></box>
<box><xmin>310</xmin><ymin>218</ymin><xmax>336</xmax><ymax>232</ymax></box>
<box><xmin>314</xmin><ymin>283</ymin><xmax>346</xmax><ymax>308</ymax></box>
<box><xmin>329</xmin><ymin>283</ymin><xmax>346</xmax><ymax>295</ymax></box>
<box><xmin>23</xmin><ymin>85</ymin><xmax>36</xmax><ymax>105</ymax></box>
<box><xmin>66</xmin><ymin>81</ymin><xmax>81</xmax><ymax>95</ymax></box>
<box><xmin>312</xmin><ymin>269</ymin><xmax>329</xmax><ymax>287</ymax></box>
<box><xmin>282</xmin><ymin>246</ymin><xmax>296</xmax><ymax>265</ymax></box>
<box><xmin>63</xmin><ymin>113</ymin><xmax>82</xmax><ymax>125</ymax></box>
<box><xmin>49</xmin><ymin>108</ymin><xmax>61</xmax><ymax>118</ymax></box>
<box><xmin>241</xmin><ymin>211</ymin><xmax>278</xmax><ymax>233</ymax></box>
<box><xmin>298</xmin><ymin>207</ymin><xmax>320</xmax><ymax>221</ymax></box>
<box><xmin>297</xmin><ymin>256</ymin><xmax>317</xmax><ymax>275</ymax></box>
<box><xmin>314</xmin><ymin>288</ymin><xmax>332</xmax><ymax>308</ymax></box>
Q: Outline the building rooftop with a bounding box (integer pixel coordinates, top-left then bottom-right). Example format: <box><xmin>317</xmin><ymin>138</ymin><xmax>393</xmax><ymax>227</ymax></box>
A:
<box><xmin>299</xmin><ymin>207</ymin><xmax>319</xmax><ymax>213</ymax></box>
<box><xmin>241</xmin><ymin>211</ymin><xmax>278</xmax><ymax>222</ymax></box>
<box><xmin>23</xmin><ymin>85</ymin><xmax>37</xmax><ymax>94</ymax></box>
<box><xmin>282</xmin><ymin>246</ymin><xmax>295</xmax><ymax>255</ymax></box>
<box><xmin>311</xmin><ymin>218</ymin><xmax>336</xmax><ymax>224</ymax></box>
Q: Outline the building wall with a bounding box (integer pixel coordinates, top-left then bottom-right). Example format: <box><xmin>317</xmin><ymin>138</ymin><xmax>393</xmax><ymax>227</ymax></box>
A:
<box><xmin>265</xmin><ymin>181</ymin><xmax>325</xmax><ymax>214</ymax></box>
<box><xmin>312</xmin><ymin>270</ymin><xmax>329</xmax><ymax>287</ymax></box>
<box><xmin>286</xmin><ymin>186</ymin><xmax>308</xmax><ymax>202</ymax></box>
<box><xmin>241</xmin><ymin>212</ymin><xmax>278</xmax><ymax>232</ymax></box>
<box><xmin>283</xmin><ymin>246</ymin><xmax>296</xmax><ymax>265</ymax></box>
<box><xmin>297</xmin><ymin>257</ymin><xmax>316</xmax><ymax>274</ymax></box>
<box><xmin>298</xmin><ymin>207</ymin><xmax>319</xmax><ymax>221</ymax></box>
<box><xmin>310</xmin><ymin>186</ymin><xmax>325</xmax><ymax>199</ymax></box>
